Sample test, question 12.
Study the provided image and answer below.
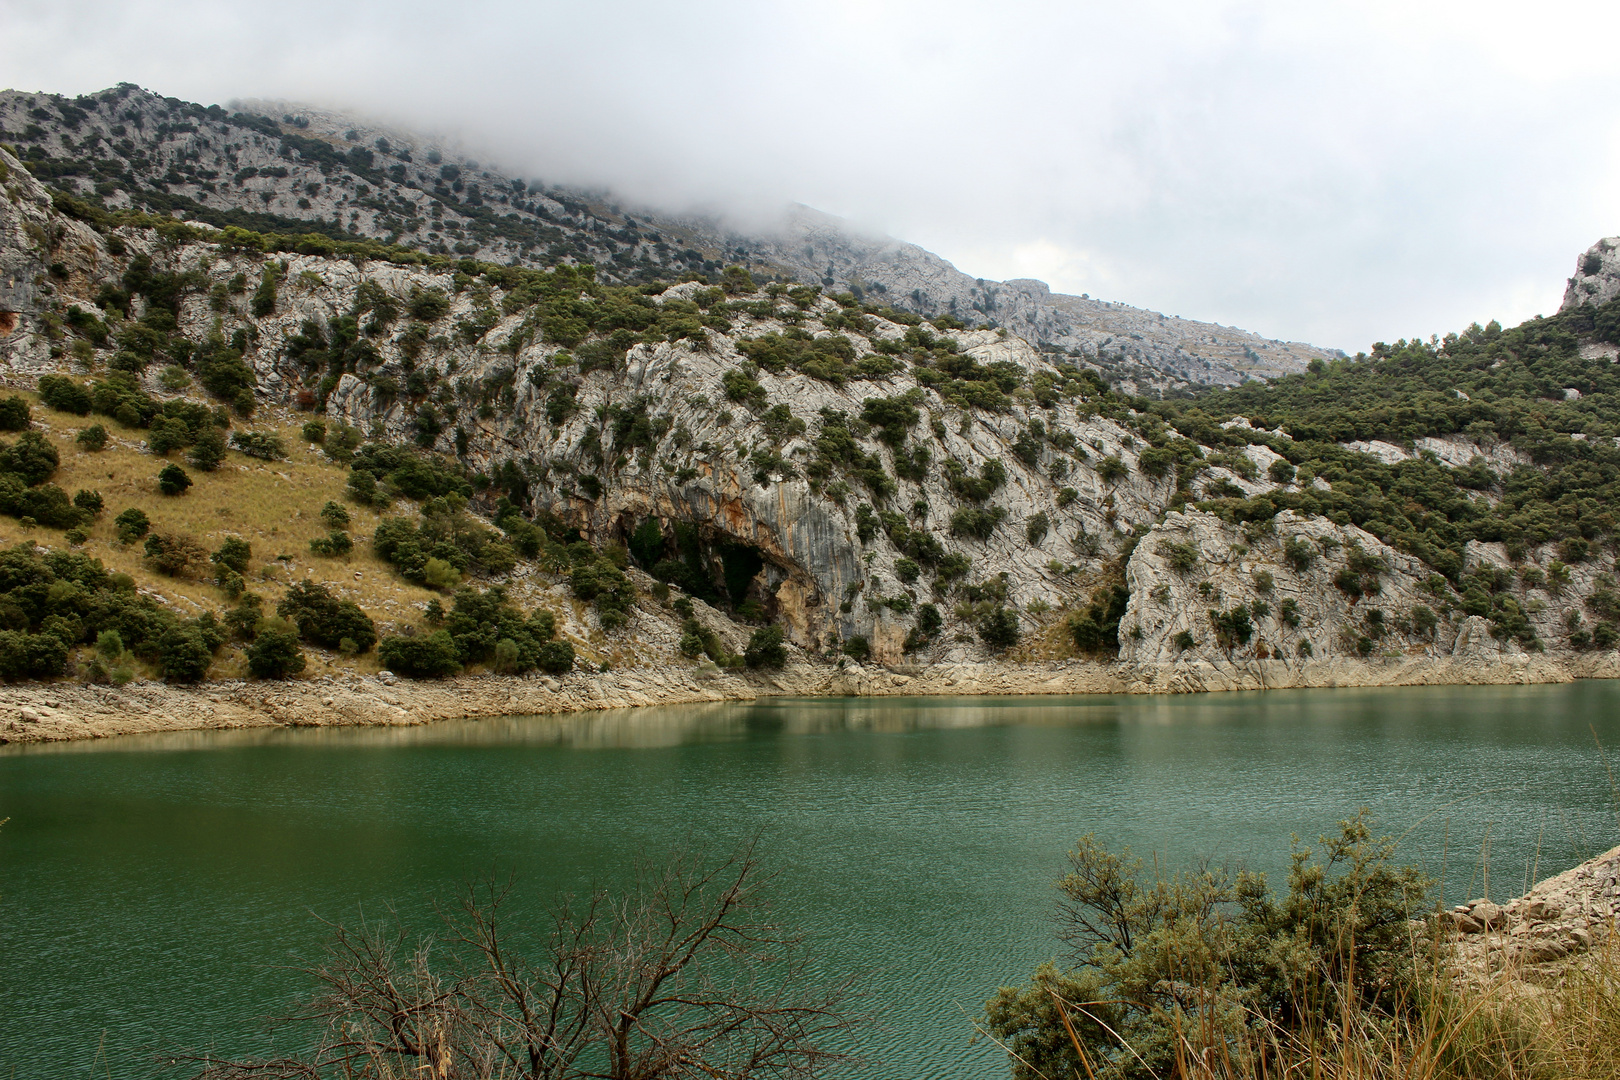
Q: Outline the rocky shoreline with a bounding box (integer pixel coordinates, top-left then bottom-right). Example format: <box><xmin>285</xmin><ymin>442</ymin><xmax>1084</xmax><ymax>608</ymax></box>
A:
<box><xmin>4</xmin><ymin>653</ymin><xmax>1619</xmax><ymax>746</ymax></box>
<box><xmin>1448</xmin><ymin>842</ymin><xmax>1620</xmax><ymax>987</ymax></box>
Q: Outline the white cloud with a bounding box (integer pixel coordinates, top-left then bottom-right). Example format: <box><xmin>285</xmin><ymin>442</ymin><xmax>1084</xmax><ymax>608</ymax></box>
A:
<box><xmin>4</xmin><ymin>0</ymin><xmax>1619</xmax><ymax>351</ymax></box>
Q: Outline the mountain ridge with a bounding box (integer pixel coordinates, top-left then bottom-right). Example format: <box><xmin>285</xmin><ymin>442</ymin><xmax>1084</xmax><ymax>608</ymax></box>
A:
<box><xmin>1</xmin><ymin>82</ymin><xmax>1337</xmax><ymax>391</ymax></box>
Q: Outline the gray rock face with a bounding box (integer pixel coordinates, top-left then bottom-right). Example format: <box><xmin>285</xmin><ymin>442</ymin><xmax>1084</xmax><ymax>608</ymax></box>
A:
<box><xmin>5</xmin><ymin>136</ymin><xmax>1619</xmax><ymax>685</ymax></box>
<box><xmin>724</xmin><ymin>206</ymin><xmax>1338</xmax><ymax>388</ymax></box>
<box><xmin>1120</xmin><ymin>507</ymin><xmax>1613</xmax><ymax>667</ymax></box>
<box><xmin>1561</xmin><ymin>237</ymin><xmax>1620</xmax><ymax>311</ymax></box>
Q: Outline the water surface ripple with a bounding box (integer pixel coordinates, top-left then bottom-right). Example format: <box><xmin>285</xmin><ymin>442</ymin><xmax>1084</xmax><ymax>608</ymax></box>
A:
<box><xmin>2</xmin><ymin>683</ymin><xmax>1618</xmax><ymax>1078</ymax></box>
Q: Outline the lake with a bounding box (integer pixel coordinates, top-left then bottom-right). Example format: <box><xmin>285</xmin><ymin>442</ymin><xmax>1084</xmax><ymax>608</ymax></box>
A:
<box><xmin>3</xmin><ymin>682</ymin><xmax>1619</xmax><ymax>1078</ymax></box>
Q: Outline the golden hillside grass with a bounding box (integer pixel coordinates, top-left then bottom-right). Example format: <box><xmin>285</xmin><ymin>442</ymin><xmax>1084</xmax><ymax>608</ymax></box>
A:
<box><xmin>3</xmin><ymin>391</ymin><xmax>450</xmax><ymax>678</ymax></box>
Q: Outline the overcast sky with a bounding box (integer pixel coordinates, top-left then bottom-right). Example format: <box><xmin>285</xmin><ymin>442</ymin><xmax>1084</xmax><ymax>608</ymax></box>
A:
<box><xmin>6</xmin><ymin>0</ymin><xmax>1620</xmax><ymax>352</ymax></box>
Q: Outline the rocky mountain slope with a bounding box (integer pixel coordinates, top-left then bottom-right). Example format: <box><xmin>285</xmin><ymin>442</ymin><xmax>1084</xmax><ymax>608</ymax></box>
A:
<box><xmin>0</xmin><ymin>83</ymin><xmax>1334</xmax><ymax>391</ymax></box>
<box><xmin>5</xmin><ymin>95</ymin><xmax>1620</xmax><ymax>698</ymax></box>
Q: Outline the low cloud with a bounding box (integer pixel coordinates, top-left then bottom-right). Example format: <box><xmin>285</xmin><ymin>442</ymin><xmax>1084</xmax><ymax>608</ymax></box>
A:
<box><xmin>7</xmin><ymin>0</ymin><xmax>1620</xmax><ymax>351</ymax></box>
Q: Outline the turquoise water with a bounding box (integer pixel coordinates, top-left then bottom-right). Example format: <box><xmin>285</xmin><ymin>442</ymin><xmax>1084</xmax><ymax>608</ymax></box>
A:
<box><xmin>2</xmin><ymin>683</ymin><xmax>1618</xmax><ymax>1078</ymax></box>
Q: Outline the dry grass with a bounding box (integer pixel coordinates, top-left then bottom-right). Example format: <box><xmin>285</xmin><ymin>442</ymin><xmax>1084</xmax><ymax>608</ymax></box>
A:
<box><xmin>1033</xmin><ymin>927</ymin><xmax>1620</xmax><ymax>1080</ymax></box>
<box><xmin>4</xmin><ymin>392</ymin><xmax>449</xmax><ymax>677</ymax></box>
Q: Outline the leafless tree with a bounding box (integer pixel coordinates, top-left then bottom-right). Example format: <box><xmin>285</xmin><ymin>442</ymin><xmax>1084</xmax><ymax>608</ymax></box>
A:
<box><xmin>174</xmin><ymin>842</ymin><xmax>865</xmax><ymax>1080</ymax></box>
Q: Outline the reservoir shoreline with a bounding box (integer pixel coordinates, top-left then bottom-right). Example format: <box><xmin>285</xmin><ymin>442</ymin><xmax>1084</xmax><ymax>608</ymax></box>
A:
<box><xmin>5</xmin><ymin>651</ymin><xmax>1620</xmax><ymax>745</ymax></box>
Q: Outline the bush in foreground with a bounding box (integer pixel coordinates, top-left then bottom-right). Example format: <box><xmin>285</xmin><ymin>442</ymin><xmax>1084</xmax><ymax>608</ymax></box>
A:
<box><xmin>984</xmin><ymin>812</ymin><xmax>1439</xmax><ymax>1080</ymax></box>
<box><xmin>176</xmin><ymin>844</ymin><xmax>863</xmax><ymax>1080</ymax></box>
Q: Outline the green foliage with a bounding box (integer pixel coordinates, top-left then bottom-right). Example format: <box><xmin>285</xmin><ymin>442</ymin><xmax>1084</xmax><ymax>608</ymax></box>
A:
<box><xmin>949</xmin><ymin>504</ymin><xmax>1007</xmax><ymax>540</ymax></box>
<box><xmin>841</xmin><ymin>635</ymin><xmax>871</xmax><ymax>661</ymax></box>
<box><xmin>1024</xmin><ymin>511</ymin><xmax>1050</xmax><ymax>546</ymax></box>
<box><xmin>249</xmin><ymin>262</ymin><xmax>279</xmax><ymax>318</ymax></box>
<box><xmin>246</xmin><ymin>627</ymin><xmax>305</xmax><ymax>678</ymax></box>
<box><xmin>721</xmin><ymin>368</ymin><xmax>767</xmax><ymax>407</ymax></box>
<box><xmin>977</xmin><ymin>605</ymin><xmax>1021</xmax><ymax>650</ymax></box>
<box><xmin>308</xmin><ymin>530</ymin><xmax>354</xmax><ymax>557</ymax></box>
<box><xmin>349</xmin><ymin>442</ymin><xmax>470</xmax><ymax>504</ymax></box>
<box><xmin>806</xmin><ymin>410</ymin><xmax>892</xmax><ymax>500</ymax></box>
<box><xmin>944</xmin><ymin>458</ymin><xmax>1007</xmax><ymax>502</ymax></box>
<box><xmin>230</xmin><ymin>430</ymin><xmax>286</xmax><ymax>460</ymax></box>
<box><xmin>187</xmin><ymin>426</ymin><xmax>226</xmax><ymax>471</ymax></box>
<box><xmin>114</xmin><ymin>507</ymin><xmax>151</xmax><ymax>543</ymax></box>
<box><xmin>1209</xmin><ymin>604</ymin><xmax>1256</xmax><ymax>650</ymax></box>
<box><xmin>537</xmin><ymin>638</ymin><xmax>575</xmax><ymax>674</ymax></box>
<box><xmin>36</xmin><ymin>375</ymin><xmax>91</xmax><ymax>415</ymax></box>
<box><xmin>1157</xmin><ymin>539</ymin><xmax>1199</xmax><ymax>572</ymax></box>
<box><xmin>1069</xmin><ymin>586</ymin><xmax>1128</xmax><ymax>655</ymax></box>
<box><xmin>904</xmin><ymin>602</ymin><xmax>944</xmax><ymax>652</ymax></box>
<box><xmin>569</xmin><ymin>548</ymin><xmax>637</xmax><ymax>631</ymax></box>
<box><xmin>211</xmin><ymin>536</ymin><xmax>251</xmax><ymax>574</ymax></box>
<box><xmin>744</xmin><ymin>624</ymin><xmax>787</xmax><ymax>668</ymax></box>
<box><xmin>378</xmin><ymin>630</ymin><xmax>462</xmax><ymax>678</ymax></box>
<box><xmin>859</xmin><ymin>395</ymin><xmax>921</xmax><ymax>448</ymax></box>
<box><xmin>1095</xmin><ymin>455</ymin><xmax>1128</xmax><ymax>483</ymax></box>
<box><xmin>76</xmin><ymin>424</ymin><xmax>107</xmax><ymax>451</ymax></box>
<box><xmin>736</xmin><ymin>331</ymin><xmax>892</xmax><ymax>385</ymax></box>
<box><xmin>157</xmin><ymin>462</ymin><xmax>192</xmax><ymax>495</ymax></box>
<box><xmin>984</xmin><ymin>813</ymin><xmax>1434</xmax><ymax>1080</ymax></box>
<box><xmin>1</xmin><ymin>430</ymin><xmax>60</xmax><ymax>486</ymax></box>
<box><xmin>277</xmin><ymin>579</ymin><xmax>377</xmax><ymax>653</ymax></box>
<box><xmin>319</xmin><ymin>501</ymin><xmax>351</xmax><ymax>530</ymax></box>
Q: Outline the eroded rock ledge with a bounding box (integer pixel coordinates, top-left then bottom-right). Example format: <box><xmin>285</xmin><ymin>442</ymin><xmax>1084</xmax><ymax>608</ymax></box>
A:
<box><xmin>4</xmin><ymin>654</ymin><xmax>1618</xmax><ymax>745</ymax></box>
<box><xmin>1449</xmin><ymin>842</ymin><xmax>1620</xmax><ymax>984</ymax></box>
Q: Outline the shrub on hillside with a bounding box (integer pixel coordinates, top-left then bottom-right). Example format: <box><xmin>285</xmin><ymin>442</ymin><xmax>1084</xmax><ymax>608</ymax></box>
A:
<box><xmin>247</xmin><ymin>627</ymin><xmax>306</xmax><ymax>679</ymax></box>
<box><xmin>0</xmin><ymin>395</ymin><xmax>30</xmax><ymax>430</ymax></box>
<box><xmin>744</xmin><ymin>624</ymin><xmax>787</xmax><ymax>669</ymax></box>
<box><xmin>157</xmin><ymin>463</ymin><xmax>192</xmax><ymax>495</ymax></box>
<box><xmin>37</xmin><ymin>375</ymin><xmax>91</xmax><ymax>416</ymax></box>
<box><xmin>277</xmin><ymin>579</ymin><xmax>377</xmax><ymax>653</ymax></box>
<box><xmin>378</xmin><ymin>630</ymin><xmax>462</xmax><ymax>678</ymax></box>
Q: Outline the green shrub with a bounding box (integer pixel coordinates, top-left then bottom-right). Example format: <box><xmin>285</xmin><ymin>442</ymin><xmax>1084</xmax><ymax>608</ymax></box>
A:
<box><xmin>247</xmin><ymin>628</ymin><xmax>306</xmax><ymax>678</ymax></box>
<box><xmin>250</xmin><ymin>263</ymin><xmax>279</xmax><ymax>318</ymax></box>
<box><xmin>144</xmin><ymin>532</ymin><xmax>210</xmax><ymax>577</ymax></box>
<box><xmin>157</xmin><ymin>620</ymin><xmax>221</xmax><ymax>683</ymax></box>
<box><xmin>211</xmin><ymin>537</ymin><xmax>251</xmax><ymax>574</ymax></box>
<box><xmin>230</xmin><ymin>431</ymin><xmax>286</xmax><ymax>460</ymax></box>
<box><xmin>114</xmin><ymin>507</ymin><xmax>150</xmax><ymax>543</ymax></box>
<box><xmin>76</xmin><ymin>424</ymin><xmax>107</xmax><ymax>450</ymax></box>
<box><xmin>187</xmin><ymin>426</ymin><xmax>226</xmax><ymax>471</ymax></box>
<box><xmin>157</xmin><ymin>463</ymin><xmax>192</xmax><ymax>495</ymax></box>
<box><xmin>37</xmin><ymin>375</ymin><xmax>91</xmax><ymax>415</ymax></box>
<box><xmin>309</xmin><ymin>530</ymin><xmax>354</xmax><ymax>557</ymax></box>
<box><xmin>1</xmin><ymin>430</ymin><xmax>60</xmax><ymax>485</ymax></box>
<box><xmin>301</xmin><ymin>420</ymin><xmax>327</xmax><ymax>444</ymax></box>
<box><xmin>72</xmin><ymin>489</ymin><xmax>104</xmax><ymax>516</ymax></box>
<box><xmin>1209</xmin><ymin>605</ymin><xmax>1255</xmax><ymax>650</ymax></box>
<box><xmin>977</xmin><ymin>606</ymin><xmax>1021</xmax><ymax>650</ymax></box>
<box><xmin>841</xmin><ymin>635</ymin><xmax>870</xmax><ymax>661</ymax></box>
<box><xmin>1284</xmin><ymin>536</ymin><xmax>1317</xmax><ymax>571</ymax></box>
<box><xmin>277</xmin><ymin>579</ymin><xmax>377</xmax><ymax>653</ymax></box>
<box><xmin>0</xmin><ymin>396</ymin><xmax>30</xmax><ymax>430</ymax></box>
<box><xmin>984</xmin><ymin>813</ymin><xmax>1433</xmax><ymax>1080</ymax></box>
<box><xmin>949</xmin><ymin>505</ymin><xmax>1007</xmax><ymax>540</ymax></box>
<box><xmin>744</xmin><ymin>624</ymin><xmax>787</xmax><ymax>668</ymax></box>
<box><xmin>536</xmin><ymin>638</ymin><xmax>574</xmax><ymax>674</ymax></box>
<box><xmin>1025</xmin><ymin>512</ymin><xmax>1050</xmax><ymax>546</ymax></box>
<box><xmin>300</xmin><ymin>497</ymin><xmax>347</xmax><ymax>545</ymax></box>
<box><xmin>378</xmin><ymin>630</ymin><xmax>462</xmax><ymax>678</ymax></box>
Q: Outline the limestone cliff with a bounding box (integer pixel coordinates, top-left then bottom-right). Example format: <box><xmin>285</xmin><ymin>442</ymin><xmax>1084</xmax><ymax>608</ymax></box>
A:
<box><xmin>4</xmin><ymin>140</ymin><xmax>1620</xmax><ymax>691</ymax></box>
